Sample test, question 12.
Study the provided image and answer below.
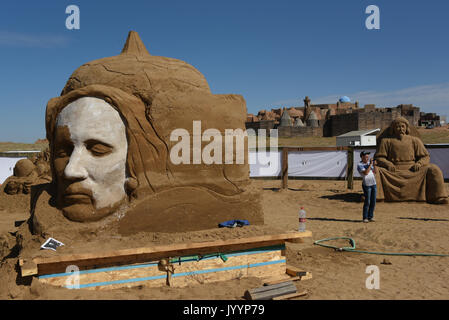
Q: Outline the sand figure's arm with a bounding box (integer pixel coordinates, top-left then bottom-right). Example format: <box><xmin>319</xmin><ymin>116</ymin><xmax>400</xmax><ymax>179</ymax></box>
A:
<box><xmin>411</xmin><ymin>137</ymin><xmax>430</xmax><ymax>172</ymax></box>
<box><xmin>375</xmin><ymin>139</ymin><xmax>396</xmax><ymax>172</ymax></box>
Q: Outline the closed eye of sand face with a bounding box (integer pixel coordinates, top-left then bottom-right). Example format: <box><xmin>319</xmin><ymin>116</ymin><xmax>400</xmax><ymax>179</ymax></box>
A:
<box><xmin>84</xmin><ymin>139</ymin><xmax>113</xmax><ymax>157</ymax></box>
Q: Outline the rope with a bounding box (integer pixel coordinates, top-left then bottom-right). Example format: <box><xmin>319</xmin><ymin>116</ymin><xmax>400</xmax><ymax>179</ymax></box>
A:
<box><xmin>314</xmin><ymin>237</ymin><xmax>449</xmax><ymax>257</ymax></box>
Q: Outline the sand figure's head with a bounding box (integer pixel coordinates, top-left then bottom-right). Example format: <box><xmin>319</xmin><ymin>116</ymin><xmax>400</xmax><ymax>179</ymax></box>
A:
<box><xmin>376</xmin><ymin>116</ymin><xmax>422</xmax><ymax>153</ymax></box>
<box><xmin>391</xmin><ymin>117</ymin><xmax>410</xmax><ymax>139</ymax></box>
<box><xmin>3</xmin><ymin>159</ymin><xmax>38</xmax><ymax>195</ymax></box>
<box><xmin>45</xmin><ymin>31</ymin><xmax>251</xmax><ymax>223</ymax></box>
<box><xmin>13</xmin><ymin>159</ymin><xmax>36</xmax><ymax>178</ymax></box>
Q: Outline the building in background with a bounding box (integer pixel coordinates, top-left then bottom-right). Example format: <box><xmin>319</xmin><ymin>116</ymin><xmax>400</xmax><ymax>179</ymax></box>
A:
<box><xmin>246</xmin><ymin>96</ymin><xmax>441</xmax><ymax>137</ymax></box>
<box><xmin>419</xmin><ymin>113</ymin><xmax>441</xmax><ymax>128</ymax></box>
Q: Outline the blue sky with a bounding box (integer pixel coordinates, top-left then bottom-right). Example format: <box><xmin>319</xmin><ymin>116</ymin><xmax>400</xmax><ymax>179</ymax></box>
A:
<box><xmin>1</xmin><ymin>0</ymin><xmax>448</xmax><ymax>142</ymax></box>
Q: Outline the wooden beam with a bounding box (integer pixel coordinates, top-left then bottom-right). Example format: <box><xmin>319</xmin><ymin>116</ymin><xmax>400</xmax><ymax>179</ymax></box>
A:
<box><xmin>347</xmin><ymin>147</ymin><xmax>354</xmax><ymax>189</ymax></box>
<box><xmin>22</xmin><ymin>231</ymin><xmax>312</xmax><ymax>276</ymax></box>
<box><xmin>282</xmin><ymin>147</ymin><xmax>289</xmax><ymax>189</ymax></box>
<box><xmin>19</xmin><ymin>259</ymin><xmax>38</xmax><ymax>277</ymax></box>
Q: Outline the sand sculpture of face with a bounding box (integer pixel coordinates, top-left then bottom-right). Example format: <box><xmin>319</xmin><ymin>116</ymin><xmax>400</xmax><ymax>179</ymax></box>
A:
<box><xmin>53</xmin><ymin>97</ymin><xmax>128</xmax><ymax>222</ymax></box>
<box><xmin>391</xmin><ymin>119</ymin><xmax>409</xmax><ymax>138</ymax></box>
<box><xmin>39</xmin><ymin>31</ymin><xmax>262</xmax><ymax>232</ymax></box>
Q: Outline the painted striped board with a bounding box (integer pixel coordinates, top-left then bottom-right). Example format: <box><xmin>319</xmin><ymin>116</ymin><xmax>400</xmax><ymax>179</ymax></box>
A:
<box><xmin>38</xmin><ymin>245</ymin><xmax>286</xmax><ymax>290</ymax></box>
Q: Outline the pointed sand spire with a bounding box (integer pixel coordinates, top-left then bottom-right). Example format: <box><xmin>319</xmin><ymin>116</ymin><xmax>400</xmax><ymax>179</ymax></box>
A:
<box><xmin>120</xmin><ymin>31</ymin><xmax>151</xmax><ymax>56</ymax></box>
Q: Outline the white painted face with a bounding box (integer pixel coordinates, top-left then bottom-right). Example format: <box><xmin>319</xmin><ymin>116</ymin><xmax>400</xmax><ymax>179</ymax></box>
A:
<box><xmin>53</xmin><ymin>97</ymin><xmax>128</xmax><ymax>221</ymax></box>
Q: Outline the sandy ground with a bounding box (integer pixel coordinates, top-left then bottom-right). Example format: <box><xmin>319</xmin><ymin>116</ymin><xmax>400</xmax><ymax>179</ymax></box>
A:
<box><xmin>0</xmin><ymin>179</ymin><xmax>448</xmax><ymax>300</ymax></box>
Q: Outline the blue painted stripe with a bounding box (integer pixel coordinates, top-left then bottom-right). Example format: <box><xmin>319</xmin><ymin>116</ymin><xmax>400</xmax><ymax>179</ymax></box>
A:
<box><xmin>40</xmin><ymin>245</ymin><xmax>284</xmax><ymax>279</ymax></box>
<box><xmin>64</xmin><ymin>259</ymin><xmax>286</xmax><ymax>289</ymax></box>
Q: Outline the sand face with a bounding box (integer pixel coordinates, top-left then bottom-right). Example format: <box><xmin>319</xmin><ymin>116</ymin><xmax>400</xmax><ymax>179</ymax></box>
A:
<box><xmin>54</xmin><ymin>98</ymin><xmax>129</xmax><ymax>222</ymax></box>
<box><xmin>0</xmin><ymin>179</ymin><xmax>448</xmax><ymax>299</ymax></box>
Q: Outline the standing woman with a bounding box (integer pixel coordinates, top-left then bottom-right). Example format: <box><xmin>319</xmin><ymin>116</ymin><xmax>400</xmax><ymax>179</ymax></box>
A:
<box><xmin>357</xmin><ymin>151</ymin><xmax>377</xmax><ymax>223</ymax></box>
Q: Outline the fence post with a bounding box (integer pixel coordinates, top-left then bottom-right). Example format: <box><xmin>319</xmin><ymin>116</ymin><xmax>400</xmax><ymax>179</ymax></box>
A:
<box><xmin>347</xmin><ymin>147</ymin><xmax>354</xmax><ymax>189</ymax></box>
<box><xmin>282</xmin><ymin>147</ymin><xmax>288</xmax><ymax>189</ymax></box>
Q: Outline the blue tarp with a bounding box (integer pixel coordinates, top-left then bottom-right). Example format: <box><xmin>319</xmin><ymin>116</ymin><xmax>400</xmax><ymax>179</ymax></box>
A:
<box><xmin>218</xmin><ymin>219</ymin><xmax>250</xmax><ymax>228</ymax></box>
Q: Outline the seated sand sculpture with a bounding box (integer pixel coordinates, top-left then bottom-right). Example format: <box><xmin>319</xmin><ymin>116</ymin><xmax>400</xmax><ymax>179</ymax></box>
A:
<box><xmin>29</xmin><ymin>31</ymin><xmax>263</xmax><ymax>236</ymax></box>
<box><xmin>3</xmin><ymin>151</ymin><xmax>51</xmax><ymax>195</ymax></box>
<box><xmin>374</xmin><ymin>117</ymin><xmax>448</xmax><ymax>204</ymax></box>
<box><xmin>3</xmin><ymin>159</ymin><xmax>38</xmax><ymax>195</ymax></box>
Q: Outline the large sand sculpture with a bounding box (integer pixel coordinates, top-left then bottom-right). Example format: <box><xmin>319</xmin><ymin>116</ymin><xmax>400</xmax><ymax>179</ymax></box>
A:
<box><xmin>374</xmin><ymin>117</ymin><xmax>448</xmax><ymax>204</ymax></box>
<box><xmin>27</xmin><ymin>31</ymin><xmax>263</xmax><ymax>238</ymax></box>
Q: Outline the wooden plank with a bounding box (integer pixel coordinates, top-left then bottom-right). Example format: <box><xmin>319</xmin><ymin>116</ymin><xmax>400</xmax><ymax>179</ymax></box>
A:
<box><xmin>285</xmin><ymin>265</ymin><xmax>313</xmax><ymax>280</ymax></box>
<box><xmin>290</xmin><ymin>273</ymin><xmax>312</xmax><ymax>281</ymax></box>
<box><xmin>282</xmin><ymin>148</ymin><xmax>288</xmax><ymax>189</ymax></box>
<box><xmin>20</xmin><ymin>260</ymin><xmax>38</xmax><ymax>277</ymax></box>
<box><xmin>285</xmin><ymin>265</ymin><xmax>307</xmax><ymax>277</ymax></box>
<box><xmin>24</xmin><ymin>232</ymin><xmax>311</xmax><ymax>276</ymax></box>
<box><xmin>272</xmin><ymin>290</ymin><xmax>308</xmax><ymax>300</ymax></box>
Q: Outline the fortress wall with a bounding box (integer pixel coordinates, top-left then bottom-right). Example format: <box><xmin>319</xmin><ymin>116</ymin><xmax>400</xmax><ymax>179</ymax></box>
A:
<box><xmin>329</xmin><ymin>113</ymin><xmax>359</xmax><ymax>136</ymax></box>
<box><xmin>277</xmin><ymin>126</ymin><xmax>323</xmax><ymax>138</ymax></box>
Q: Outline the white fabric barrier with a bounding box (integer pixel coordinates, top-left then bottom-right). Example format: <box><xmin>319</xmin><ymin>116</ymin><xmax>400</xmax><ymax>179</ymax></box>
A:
<box><xmin>249</xmin><ymin>150</ymin><xmax>281</xmax><ymax>177</ymax></box>
<box><xmin>288</xmin><ymin>151</ymin><xmax>347</xmax><ymax>178</ymax></box>
<box><xmin>250</xmin><ymin>147</ymin><xmax>449</xmax><ymax>179</ymax></box>
<box><xmin>0</xmin><ymin>157</ymin><xmax>26</xmax><ymax>184</ymax></box>
<box><xmin>2</xmin><ymin>149</ymin><xmax>447</xmax><ymax>182</ymax></box>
